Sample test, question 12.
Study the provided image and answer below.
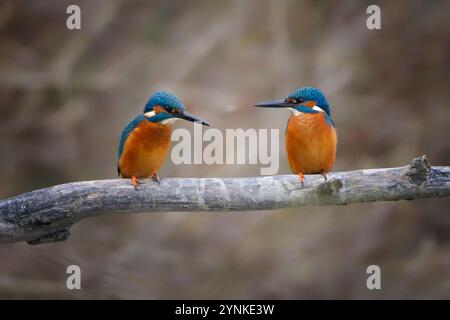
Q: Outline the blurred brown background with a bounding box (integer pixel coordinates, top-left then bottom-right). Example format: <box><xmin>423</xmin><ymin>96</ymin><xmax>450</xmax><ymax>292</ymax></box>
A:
<box><xmin>0</xmin><ymin>0</ymin><xmax>450</xmax><ymax>299</ymax></box>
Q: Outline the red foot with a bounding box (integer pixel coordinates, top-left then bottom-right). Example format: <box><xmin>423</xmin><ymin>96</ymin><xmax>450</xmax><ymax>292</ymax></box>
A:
<box><xmin>152</xmin><ymin>172</ymin><xmax>161</xmax><ymax>184</ymax></box>
<box><xmin>131</xmin><ymin>176</ymin><xmax>138</xmax><ymax>189</ymax></box>
<box><xmin>299</xmin><ymin>172</ymin><xmax>305</xmax><ymax>188</ymax></box>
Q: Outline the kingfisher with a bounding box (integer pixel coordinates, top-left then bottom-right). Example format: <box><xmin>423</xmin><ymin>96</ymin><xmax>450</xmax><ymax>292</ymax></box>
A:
<box><xmin>254</xmin><ymin>86</ymin><xmax>337</xmax><ymax>186</ymax></box>
<box><xmin>117</xmin><ymin>91</ymin><xmax>209</xmax><ymax>188</ymax></box>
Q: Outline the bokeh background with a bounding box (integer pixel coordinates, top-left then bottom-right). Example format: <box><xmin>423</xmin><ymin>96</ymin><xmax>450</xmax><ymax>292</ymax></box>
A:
<box><xmin>1</xmin><ymin>0</ymin><xmax>450</xmax><ymax>299</ymax></box>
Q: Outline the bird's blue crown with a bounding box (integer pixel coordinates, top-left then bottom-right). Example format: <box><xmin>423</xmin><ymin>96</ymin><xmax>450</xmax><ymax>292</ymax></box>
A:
<box><xmin>144</xmin><ymin>90</ymin><xmax>185</xmax><ymax>113</ymax></box>
<box><xmin>288</xmin><ymin>87</ymin><xmax>331</xmax><ymax>116</ymax></box>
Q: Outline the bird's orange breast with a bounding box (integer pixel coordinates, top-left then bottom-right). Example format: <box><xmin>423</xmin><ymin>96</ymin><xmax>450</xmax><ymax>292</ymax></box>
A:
<box><xmin>285</xmin><ymin>112</ymin><xmax>337</xmax><ymax>174</ymax></box>
<box><xmin>118</xmin><ymin>120</ymin><xmax>172</xmax><ymax>178</ymax></box>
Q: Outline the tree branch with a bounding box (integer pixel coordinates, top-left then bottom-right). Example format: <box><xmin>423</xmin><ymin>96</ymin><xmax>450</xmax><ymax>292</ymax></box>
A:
<box><xmin>0</xmin><ymin>155</ymin><xmax>449</xmax><ymax>245</ymax></box>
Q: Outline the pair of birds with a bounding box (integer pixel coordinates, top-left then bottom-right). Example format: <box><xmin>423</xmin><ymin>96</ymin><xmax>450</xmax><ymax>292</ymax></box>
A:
<box><xmin>118</xmin><ymin>87</ymin><xmax>337</xmax><ymax>188</ymax></box>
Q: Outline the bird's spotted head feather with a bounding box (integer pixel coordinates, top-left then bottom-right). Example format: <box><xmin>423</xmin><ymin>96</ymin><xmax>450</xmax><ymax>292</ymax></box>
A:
<box><xmin>253</xmin><ymin>86</ymin><xmax>334</xmax><ymax>127</ymax></box>
<box><xmin>142</xmin><ymin>90</ymin><xmax>209</xmax><ymax>126</ymax></box>
<box><xmin>286</xmin><ymin>87</ymin><xmax>331</xmax><ymax>116</ymax></box>
<box><xmin>144</xmin><ymin>91</ymin><xmax>185</xmax><ymax>114</ymax></box>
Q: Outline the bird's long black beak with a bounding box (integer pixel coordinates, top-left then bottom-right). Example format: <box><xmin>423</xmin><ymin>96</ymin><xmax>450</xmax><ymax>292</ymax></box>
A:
<box><xmin>253</xmin><ymin>100</ymin><xmax>293</xmax><ymax>108</ymax></box>
<box><xmin>173</xmin><ymin>110</ymin><xmax>210</xmax><ymax>126</ymax></box>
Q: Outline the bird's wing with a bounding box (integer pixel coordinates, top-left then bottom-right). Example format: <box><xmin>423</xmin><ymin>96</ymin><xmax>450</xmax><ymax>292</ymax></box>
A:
<box><xmin>324</xmin><ymin>112</ymin><xmax>335</xmax><ymax>128</ymax></box>
<box><xmin>117</xmin><ymin>114</ymin><xmax>146</xmax><ymax>170</ymax></box>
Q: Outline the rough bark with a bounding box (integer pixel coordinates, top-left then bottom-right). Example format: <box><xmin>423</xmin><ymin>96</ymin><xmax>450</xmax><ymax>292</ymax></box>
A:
<box><xmin>0</xmin><ymin>156</ymin><xmax>448</xmax><ymax>245</ymax></box>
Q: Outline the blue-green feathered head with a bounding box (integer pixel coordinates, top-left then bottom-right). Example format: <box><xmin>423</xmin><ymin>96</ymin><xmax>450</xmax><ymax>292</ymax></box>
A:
<box><xmin>143</xmin><ymin>90</ymin><xmax>209</xmax><ymax>126</ymax></box>
<box><xmin>144</xmin><ymin>91</ymin><xmax>185</xmax><ymax>114</ymax></box>
<box><xmin>253</xmin><ymin>86</ymin><xmax>334</xmax><ymax>126</ymax></box>
<box><xmin>287</xmin><ymin>87</ymin><xmax>331</xmax><ymax>116</ymax></box>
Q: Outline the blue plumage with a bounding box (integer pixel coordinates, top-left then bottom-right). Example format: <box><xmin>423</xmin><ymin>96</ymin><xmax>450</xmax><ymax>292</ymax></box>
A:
<box><xmin>288</xmin><ymin>87</ymin><xmax>331</xmax><ymax>116</ymax></box>
<box><xmin>117</xmin><ymin>90</ymin><xmax>209</xmax><ymax>182</ymax></box>
<box><xmin>117</xmin><ymin>114</ymin><xmax>145</xmax><ymax>161</ymax></box>
<box><xmin>288</xmin><ymin>87</ymin><xmax>334</xmax><ymax>127</ymax></box>
<box><xmin>117</xmin><ymin>91</ymin><xmax>185</xmax><ymax>159</ymax></box>
<box><xmin>144</xmin><ymin>90</ymin><xmax>185</xmax><ymax>113</ymax></box>
<box><xmin>118</xmin><ymin>91</ymin><xmax>188</xmax><ymax>162</ymax></box>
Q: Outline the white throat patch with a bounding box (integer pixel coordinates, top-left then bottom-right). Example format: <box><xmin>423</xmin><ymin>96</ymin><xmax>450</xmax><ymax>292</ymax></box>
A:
<box><xmin>288</xmin><ymin>108</ymin><xmax>302</xmax><ymax>116</ymax></box>
<box><xmin>160</xmin><ymin>118</ymin><xmax>178</xmax><ymax>125</ymax></box>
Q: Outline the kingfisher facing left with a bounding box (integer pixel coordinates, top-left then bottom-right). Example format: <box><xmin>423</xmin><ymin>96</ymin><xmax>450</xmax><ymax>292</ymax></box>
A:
<box><xmin>254</xmin><ymin>87</ymin><xmax>337</xmax><ymax>186</ymax></box>
<box><xmin>118</xmin><ymin>91</ymin><xmax>209</xmax><ymax>188</ymax></box>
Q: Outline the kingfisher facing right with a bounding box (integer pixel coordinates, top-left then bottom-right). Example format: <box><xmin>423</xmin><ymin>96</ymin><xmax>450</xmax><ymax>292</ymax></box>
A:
<box><xmin>117</xmin><ymin>91</ymin><xmax>209</xmax><ymax>189</ymax></box>
<box><xmin>254</xmin><ymin>87</ymin><xmax>337</xmax><ymax>186</ymax></box>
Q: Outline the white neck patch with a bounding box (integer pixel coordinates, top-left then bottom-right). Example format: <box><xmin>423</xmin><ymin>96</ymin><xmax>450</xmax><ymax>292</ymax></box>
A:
<box><xmin>312</xmin><ymin>105</ymin><xmax>325</xmax><ymax>113</ymax></box>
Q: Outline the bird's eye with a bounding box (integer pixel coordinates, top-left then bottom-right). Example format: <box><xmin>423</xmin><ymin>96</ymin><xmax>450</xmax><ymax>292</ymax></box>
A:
<box><xmin>285</xmin><ymin>98</ymin><xmax>303</xmax><ymax>104</ymax></box>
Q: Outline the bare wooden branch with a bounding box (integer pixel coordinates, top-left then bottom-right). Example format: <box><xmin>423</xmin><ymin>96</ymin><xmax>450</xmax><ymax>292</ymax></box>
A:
<box><xmin>0</xmin><ymin>155</ymin><xmax>449</xmax><ymax>245</ymax></box>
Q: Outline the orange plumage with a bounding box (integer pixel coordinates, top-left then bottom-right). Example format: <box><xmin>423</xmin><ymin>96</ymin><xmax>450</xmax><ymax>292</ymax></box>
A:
<box><xmin>118</xmin><ymin>120</ymin><xmax>172</xmax><ymax>179</ymax></box>
<box><xmin>254</xmin><ymin>86</ymin><xmax>337</xmax><ymax>184</ymax></box>
<box><xmin>118</xmin><ymin>91</ymin><xmax>209</xmax><ymax>189</ymax></box>
<box><xmin>285</xmin><ymin>112</ymin><xmax>337</xmax><ymax>175</ymax></box>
